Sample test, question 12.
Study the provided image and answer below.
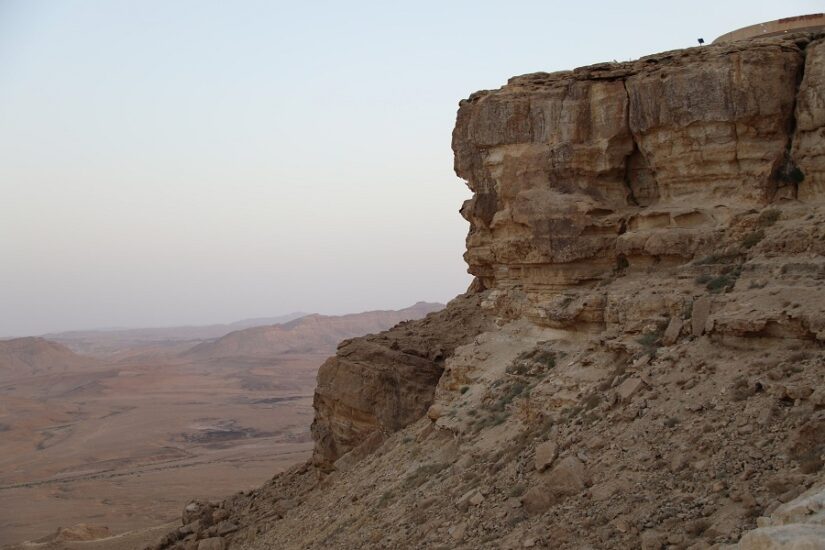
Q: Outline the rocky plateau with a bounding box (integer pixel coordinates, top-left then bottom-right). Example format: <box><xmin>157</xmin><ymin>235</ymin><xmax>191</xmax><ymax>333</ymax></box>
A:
<box><xmin>146</xmin><ymin>31</ymin><xmax>825</xmax><ymax>550</ymax></box>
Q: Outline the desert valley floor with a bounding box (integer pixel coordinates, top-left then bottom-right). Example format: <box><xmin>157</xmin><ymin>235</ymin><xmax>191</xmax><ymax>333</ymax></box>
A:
<box><xmin>0</xmin><ymin>303</ymin><xmax>441</xmax><ymax>547</ymax></box>
<box><xmin>0</xmin><ymin>350</ymin><xmax>320</xmax><ymax>545</ymax></box>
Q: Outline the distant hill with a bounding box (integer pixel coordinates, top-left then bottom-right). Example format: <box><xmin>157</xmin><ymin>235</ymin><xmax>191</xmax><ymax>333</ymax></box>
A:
<box><xmin>0</xmin><ymin>337</ymin><xmax>99</xmax><ymax>382</ymax></box>
<box><xmin>43</xmin><ymin>312</ymin><xmax>308</xmax><ymax>358</ymax></box>
<box><xmin>183</xmin><ymin>302</ymin><xmax>444</xmax><ymax>361</ymax></box>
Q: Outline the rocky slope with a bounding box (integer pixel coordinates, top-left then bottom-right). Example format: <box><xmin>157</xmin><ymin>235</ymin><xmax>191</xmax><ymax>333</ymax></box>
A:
<box><xmin>153</xmin><ymin>32</ymin><xmax>825</xmax><ymax>550</ymax></box>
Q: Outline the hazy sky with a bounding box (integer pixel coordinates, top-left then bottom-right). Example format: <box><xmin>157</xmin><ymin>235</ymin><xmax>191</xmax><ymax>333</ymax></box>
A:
<box><xmin>1</xmin><ymin>0</ymin><xmax>819</xmax><ymax>335</ymax></box>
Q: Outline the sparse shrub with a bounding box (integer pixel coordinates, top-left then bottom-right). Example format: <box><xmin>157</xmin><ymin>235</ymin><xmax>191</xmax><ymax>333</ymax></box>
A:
<box><xmin>637</xmin><ymin>331</ymin><xmax>662</xmax><ymax>354</ymax></box>
<box><xmin>377</xmin><ymin>490</ymin><xmax>395</xmax><ymax>507</ymax></box>
<box><xmin>664</xmin><ymin>417</ymin><xmax>680</xmax><ymax>428</ymax></box>
<box><xmin>706</xmin><ymin>274</ymin><xmax>733</xmax><ymax>293</ymax></box>
<box><xmin>706</xmin><ymin>265</ymin><xmax>741</xmax><ymax>293</ymax></box>
<box><xmin>582</xmin><ymin>412</ymin><xmax>599</xmax><ymax>425</ymax></box>
<box><xmin>460</xmin><ymin>385</ymin><xmax>469</xmax><ymax>394</ymax></box>
<box><xmin>695</xmin><ymin>253</ymin><xmax>737</xmax><ymax>265</ymax></box>
<box><xmin>508</xmin><ymin>345</ymin><xmax>556</xmax><ymax>376</ymax></box>
<box><xmin>534</xmin><ymin>350</ymin><xmax>556</xmax><ymax>369</ymax></box>
<box><xmin>562</xmin><ymin>405</ymin><xmax>583</xmax><ymax>419</ymax></box>
<box><xmin>777</xmin><ymin>165</ymin><xmax>805</xmax><ymax>184</ymax></box>
<box><xmin>509</xmin><ymin>483</ymin><xmax>526</xmax><ymax>497</ymax></box>
<box><xmin>402</xmin><ymin>463</ymin><xmax>449</xmax><ymax>490</ymax></box>
<box><xmin>695</xmin><ymin>273</ymin><xmax>712</xmax><ymax>284</ymax></box>
<box><xmin>758</xmin><ymin>209</ymin><xmax>780</xmax><ymax>227</ymax></box>
<box><xmin>741</xmin><ymin>230</ymin><xmax>765</xmax><ymax>249</ymax></box>
<box><xmin>582</xmin><ymin>393</ymin><xmax>602</xmax><ymax>410</ymax></box>
<box><xmin>473</xmin><ymin>414</ymin><xmax>499</xmax><ymax>433</ymax></box>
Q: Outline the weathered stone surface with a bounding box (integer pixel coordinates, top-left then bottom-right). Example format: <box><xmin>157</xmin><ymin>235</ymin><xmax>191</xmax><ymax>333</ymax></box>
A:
<box><xmin>617</xmin><ymin>377</ymin><xmax>645</xmax><ymax>402</ymax></box>
<box><xmin>794</xmin><ymin>38</ymin><xmax>825</xmax><ymax>201</ymax></box>
<box><xmin>455</xmin><ymin>488</ymin><xmax>483</xmax><ymax>512</ymax></box>
<box><xmin>197</xmin><ymin>537</ymin><xmax>226</xmax><ymax>550</ymax></box>
<box><xmin>737</xmin><ymin>485</ymin><xmax>825</xmax><ymax>548</ymax></box>
<box><xmin>311</xmin><ymin>292</ymin><xmax>493</xmax><ymax>469</ymax></box>
<box><xmin>522</xmin><ymin>456</ymin><xmax>588</xmax><ymax>514</ymax></box>
<box><xmin>739</xmin><ymin>525</ymin><xmax>825</xmax><ymax>549</ymax></box>
<box><xmin>534</xmin><ymin>440</ymin><xmax>558</xmax><ymax>471</ymax></box>
<box><xmin>663</xmin><ymin>317</ymin><xmax>683</xmax><ymax>345</ymax></box>
<box><xmin>692</xmin><ymin>297</ymin><xmax>712</xmax><ymax>336</ymax></box>
<box><xmin>332</xmin><ymin>430</ymin><xmax>385</xmax><ymax>473</ymax></box>
<box><xmin>451</xmin><ymin>34</ymin><xmax>818</xmax><ymax>326</ymax></box>
<box><xmin>626</xmin><ymin>43</ymin><xmax>801</xmax><ymax>205</ymax></box>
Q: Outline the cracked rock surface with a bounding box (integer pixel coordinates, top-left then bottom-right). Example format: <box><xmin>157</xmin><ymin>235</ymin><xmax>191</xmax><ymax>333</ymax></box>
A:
<box><xmin>152</xmin><ymin>32</ymin><xmax>825</xmax><ymax>550</ymax></box>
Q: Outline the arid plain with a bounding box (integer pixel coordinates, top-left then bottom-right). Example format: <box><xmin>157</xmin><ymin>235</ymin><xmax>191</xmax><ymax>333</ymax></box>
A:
<box><xmin>0</xmin><ymin>303</ymin><xmax>440</xmax><ymax>547</ymax></box>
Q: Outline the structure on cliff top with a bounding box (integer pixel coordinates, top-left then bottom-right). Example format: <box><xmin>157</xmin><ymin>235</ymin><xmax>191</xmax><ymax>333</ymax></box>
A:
<box><xmin>715</xmin><ymin>13</ymin><xmax>825</xmax><ymax>43</ymax></box>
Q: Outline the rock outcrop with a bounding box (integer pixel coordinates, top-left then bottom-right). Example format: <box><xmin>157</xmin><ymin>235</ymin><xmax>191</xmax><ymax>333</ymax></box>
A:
<box><xmin>453</xmin><ymin>35</ymin><xmax>821</xmax><ymax>324</ymax></box>
<box><xmin>153</xmin><ymin>32</ymin><xmax>825</xmax><ymax>550</ymax></box>
<box><xmin>311</xmin><ymin>293</ymin><xmax>493</xmax><ymax>470</ymax></box>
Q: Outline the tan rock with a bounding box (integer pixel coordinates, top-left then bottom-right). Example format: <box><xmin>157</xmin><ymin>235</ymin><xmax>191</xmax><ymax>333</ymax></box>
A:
<box><xmin>794</xmin><ymin>38</ymin><xmax>825</xmax><ymax>202</ymax></box>
<box><xmin>522</xmin><ymin>456</ymin><xmax>588</xmax><ymax>514</ymax></box>
<box><xmin>617</xmin><ymin>377</ymin><xmax>645</xmax><ymax>402</ymax></box>
<box><xmin>197</xmin><ymin>538</ymin><xmax>226</xmax><ymax>550</ymax></box>
<box><xmin>456</xmin><ymin>488</ymin><xmax>484</xmax><ymax>512</ymax></box>
<box><xmin>311</xmin><ymin>293</ymin><xmax>493</xmax><ymax>469</ymax></box>
<box><xmin>451</xmin><ymin>36</ymin><xmax>806</xmax><ymax>322</ymax></box>
<box><xmin>426</xmin><ymin>404</ymin><xmax>443</xmax><ymax>421</ymax></box>
<box><xmin>692</xmin><ymin>297</ymin><xmax>712</xmax><ymax>337</ymax></box>
<box><xmin>662</xmin><ymin>317</ymin><xmax>683</xmax><ymax>345</ymax></box>
<box><xmin>640</xmin><ymin>529</ymin><xmax>667</xmax><ymax>550</ymax></box>
<box><xmin>534</xmin><ymin>440</ymin><xmax>558</xmax><ymax>471</ymax></box>
<box><xmin>738</xmin><ymin>525</ymin><xmax>825</xmax><ymax>549</ymax></box>
<box><xmin>469</xmin><ymin>491</ymin><xmax>485</xmax><ymax>506</ymax></box>
<box><xmin>448</xmin><ymin>522</ymin><xmax>467</xmax><ymax>541</ymax></box>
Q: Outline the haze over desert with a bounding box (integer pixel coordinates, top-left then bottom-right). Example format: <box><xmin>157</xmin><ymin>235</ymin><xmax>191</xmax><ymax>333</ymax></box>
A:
<box><xmin>3</xmin><ymin>1</ymin><xmax>825</xmax><ymax>549</ymax></box>
<box><xmin>0</xmin><ymin>304</ymin><xmax>441</xmax><ymax>547</ymax></box>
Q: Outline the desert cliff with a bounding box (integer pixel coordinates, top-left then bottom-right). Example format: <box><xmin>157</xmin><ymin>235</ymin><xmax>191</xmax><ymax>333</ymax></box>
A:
<box><xmin>152</xmin><ymin>32</ymin><xmax>825</xmax><ymax>550</ymax></box>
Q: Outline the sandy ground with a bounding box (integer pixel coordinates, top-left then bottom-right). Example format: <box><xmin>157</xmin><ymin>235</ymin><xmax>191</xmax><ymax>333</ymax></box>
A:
<box><xmin>0</xmin><ymin>353</ymin><xmax>322</xmax><ymax>546</ymax></box>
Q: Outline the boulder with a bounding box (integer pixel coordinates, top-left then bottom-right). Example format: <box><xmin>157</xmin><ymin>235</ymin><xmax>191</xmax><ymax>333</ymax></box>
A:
<box><xmin>534</xmin><ymin>440</ymin><xmax>558</xmax><ymax>471</ymax></box>
<box><xmin>197</xmin><ymin>537</ymin><xmax>226</xmax><ymax>550</ymax></box>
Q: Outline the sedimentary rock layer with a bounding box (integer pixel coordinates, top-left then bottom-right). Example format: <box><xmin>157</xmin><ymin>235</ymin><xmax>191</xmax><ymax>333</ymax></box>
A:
<box><xmin>452</xmin><ymin>34</ymin><xmax>821</xmax><ymax>310</ymax></box>
<box><xmin>310</xmin><ymin>292</ymin><xmax>493</xmax><ymax>469</ymax></box>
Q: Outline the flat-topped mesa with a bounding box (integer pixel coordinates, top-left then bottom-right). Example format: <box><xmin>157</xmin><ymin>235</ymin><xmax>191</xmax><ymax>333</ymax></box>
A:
<box><xmin>452</xmin><ymin>32</ymin><xmax>825</xmax><ymax>327</ymax></box>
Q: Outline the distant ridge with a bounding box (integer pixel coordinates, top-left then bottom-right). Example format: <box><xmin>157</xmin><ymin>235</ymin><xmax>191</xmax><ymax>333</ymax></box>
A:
<box><xmin>0</xmin><ymin>337</ymin><xmax>98</xmax><ymax>381</ymax></box>
<box><xmin>183</xmin><ymin>302</ymin><xmax>444</xmax><ymax>360</ymax></box>
<box><xmin>43</xmin><ymin>312</ymin><xmax>309</xmax><ymax>357</ymax></box>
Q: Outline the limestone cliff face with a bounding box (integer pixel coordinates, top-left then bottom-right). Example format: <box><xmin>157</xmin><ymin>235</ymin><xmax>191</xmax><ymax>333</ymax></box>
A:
<box><xmin>311</xmin><ymin>32</ymin><xmax>825</xmax><ymax>472</ymax></box>
<box><xmin>453</xmin><ymin>35</ymin><xmax>820</xmax><ymax>328</ymax></box>
<box><xmin>156</xmin><ymin>32</ymin><xmax>825</xmax><ymax>550</ymax></box>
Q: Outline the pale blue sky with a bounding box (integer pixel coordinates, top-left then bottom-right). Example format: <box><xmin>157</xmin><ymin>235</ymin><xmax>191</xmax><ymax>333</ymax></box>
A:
<box><xmin>0</xmin><ymin>0</ymin><xmax>820</xmax><ymax>335</ymax></box>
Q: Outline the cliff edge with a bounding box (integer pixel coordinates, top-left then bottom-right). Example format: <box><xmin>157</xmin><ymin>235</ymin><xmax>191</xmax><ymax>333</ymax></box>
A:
<box><xmin>153</xmin><ymin>32</ymin><xmax>825</xmax><ymax>550</ymax></box>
